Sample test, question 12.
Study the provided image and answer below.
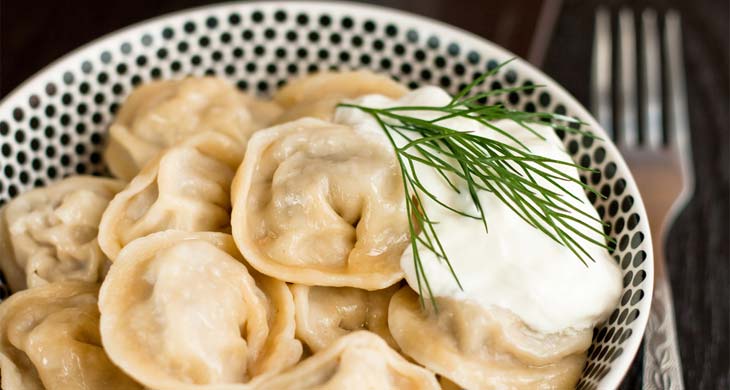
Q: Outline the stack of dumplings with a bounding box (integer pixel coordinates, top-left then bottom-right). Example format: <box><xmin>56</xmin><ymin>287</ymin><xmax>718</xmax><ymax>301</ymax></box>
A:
<box><xmin>0</xmin><ymin>72</ymin><xmax>589</xmax><ymax>390</ymax></box>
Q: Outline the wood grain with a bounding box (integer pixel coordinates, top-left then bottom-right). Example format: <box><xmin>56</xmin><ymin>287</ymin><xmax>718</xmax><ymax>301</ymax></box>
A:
<box><xmin>543</xmin><ymin>1</ymin><xmax>729</xmax><ymax>388</ymax></box>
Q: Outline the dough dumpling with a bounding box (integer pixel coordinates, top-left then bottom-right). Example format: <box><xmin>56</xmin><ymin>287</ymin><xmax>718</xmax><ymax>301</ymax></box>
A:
<box><xmin>0</xmin><ymin>176</ymin><xmax>125</xmax><ymax>292</ymax></box>
<box><xmin>291</xmin><ymin>284</ymin><xmax>399</xmax><ymax>352</ymax></box>
<box><xmin>0</xmin><ymin>281</ymin><xmax>141</xmax><ymax>390</ymax></box>
<box><xmin>98</xmin><ymin>131</ymin><xmax>243</xmax><ymax>260</ymax></box>
<box><xmin>273</xmin><ymin>71</ymin><xmax>407</xmax><ymax>123</ymax></box>
<box><xmin>231</xmin><ymin>118</ymin><xmax>409</xmax><ymax>290</ymax></box>
<box><xmin>250</xmin><ymin>331</ymin><xmax>440</xmax><ymax>390</ymax></box>
<box><xmin>99</xmin><ymin>231</ymin><xmax>301</xmax><ymax>390</ymax></box>
<box><xmin>388</xmin><ymin>288</ymin><xmax>591</xmax><ymax>390</ymax></box>
<box><xmin>105</xmin><ymin>77</ymin><xmax>281</xmax><ymax>180</ymax></box>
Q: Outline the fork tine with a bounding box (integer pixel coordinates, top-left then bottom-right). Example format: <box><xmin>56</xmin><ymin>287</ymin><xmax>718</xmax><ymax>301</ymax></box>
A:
<box><xmin>641</xmin><ymin>9</ymin><xmax>662</xmax><ymax>149</ymax></box>
<box><xmin>618</xmin><ymin>8</ymin><xmax>639</xmax><ymax>147</ymax></box>
<box><xmin>591</xmin><ymin>7</ymin><xmax>613</xmax><ymax>137</ymax></box>
<box><xmin>665</xmin><ymin>11</ymin><xmax>691</xmax><ymax>158</ymax></box>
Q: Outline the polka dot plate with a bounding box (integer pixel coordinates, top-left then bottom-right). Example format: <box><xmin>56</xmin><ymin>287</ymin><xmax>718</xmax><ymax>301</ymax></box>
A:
<box><xmin>0</xmin><ymin>2</ymin><xmax>653</xmax><ymax>389</ymax></box>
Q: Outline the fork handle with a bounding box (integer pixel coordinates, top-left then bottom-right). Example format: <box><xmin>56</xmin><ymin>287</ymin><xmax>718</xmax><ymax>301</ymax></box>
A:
<box><xmin>643</xmin><ymin>262</ymin><xmax>685</xmax><ymax>389</ymax></box>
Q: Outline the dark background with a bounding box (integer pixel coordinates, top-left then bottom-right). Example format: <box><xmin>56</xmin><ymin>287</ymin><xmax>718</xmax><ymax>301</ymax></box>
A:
<box><xmin>1</xmin><ymin>0</ymin><xmax>728</xmax><ymax>388</ymax></box>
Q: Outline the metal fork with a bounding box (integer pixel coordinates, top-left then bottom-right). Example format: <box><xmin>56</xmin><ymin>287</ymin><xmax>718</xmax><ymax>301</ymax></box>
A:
<box><xmin>592</xmin><ymin>7</ymin><xmax>693</xmax><ymax>390</ymax></box>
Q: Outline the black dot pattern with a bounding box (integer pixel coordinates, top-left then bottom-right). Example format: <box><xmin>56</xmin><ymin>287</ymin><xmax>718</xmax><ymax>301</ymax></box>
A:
<box><xmin>0</xmin><ymin>4</ymin><xmax>651</xmax><ymax>387</ymax></box>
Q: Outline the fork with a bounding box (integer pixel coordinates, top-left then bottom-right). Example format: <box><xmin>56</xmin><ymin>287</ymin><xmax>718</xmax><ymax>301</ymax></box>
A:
<box><xmin>592</xmin><ymin>7</ymin><xmax>693</xmax><ymax>390</ymax></box>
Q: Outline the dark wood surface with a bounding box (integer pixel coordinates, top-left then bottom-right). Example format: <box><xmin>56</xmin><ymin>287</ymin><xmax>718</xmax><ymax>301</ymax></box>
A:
<box><xmin>543</xmin><ymin>2</ymin><xmax>729</xmax><ymax>389</ymax></box>
<box><xmin>1</xmin><ymin>0</ymin><xmax>728</xmax><ymax>388</ymax></box>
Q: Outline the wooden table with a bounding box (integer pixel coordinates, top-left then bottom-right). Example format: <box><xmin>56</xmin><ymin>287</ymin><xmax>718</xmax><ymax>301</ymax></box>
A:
<box><xmin>1</xmin><ymin>0</ymin><xmax>727</xmax><ymax>388</ymax></box>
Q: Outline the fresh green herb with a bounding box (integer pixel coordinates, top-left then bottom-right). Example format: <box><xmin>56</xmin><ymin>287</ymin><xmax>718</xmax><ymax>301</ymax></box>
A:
<box><xmin>338</xmin><ymin>60</ymin><xmax>611</xmax><ymax>309</ymax></box>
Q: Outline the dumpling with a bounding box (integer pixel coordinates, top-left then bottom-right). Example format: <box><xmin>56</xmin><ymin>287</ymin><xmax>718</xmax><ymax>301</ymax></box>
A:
<box><xmin>0</xmin><ymin>281</ymin><xmax>142</xmax><ymax>390</ymax></box>
<box><xmin>99</xmin><ymin>231</ymin><xmax>302</xmax><ymax>389</ymax></box>
<box><xmin>388</xmin><ymin>288</ymin><xmax>590</xmax><ymax>390</ymax></box>
<box><xmin>105</xmin><ymin>77</ymin><xmax>281</xmax><ymax>180</ymax></box>
<box><xmin>0</xmin><ymin>176</ymin><xmax>125</xmax><ymax>292</ymax></box>
<box><xmin>438</xmin><ymin>377</ymin><xmax>464</xmax><ymax>390</ymax></box>
<box><xmin>290</xmin><ymin>284</ymin><xmax>399</xmax><ymax>352</ymax></box>
<box><xmin>230</xmin><ymin>118</ymin><xmax>409</xmax><ymax>290</ymax></box>
<box><xmin>249</xmin><ymin>331</ymin><xmax>440</xmax><ymax>390</ymax></box>
<box><xmin>98</xmin><ymin>131</ymin><xmax>243</xmax><ymax>260</ymax></box>
<box><xmin>273</xmin><ymin>71</ymin><xmax>407</xmax><ymax>123</ymax></box>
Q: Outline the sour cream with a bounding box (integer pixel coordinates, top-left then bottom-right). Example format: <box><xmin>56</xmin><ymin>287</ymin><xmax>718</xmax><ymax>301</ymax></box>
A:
<box><xmin>335</xmin><ymin>87</ymin><xmax>622</xmax><ymax>334</ymax></box>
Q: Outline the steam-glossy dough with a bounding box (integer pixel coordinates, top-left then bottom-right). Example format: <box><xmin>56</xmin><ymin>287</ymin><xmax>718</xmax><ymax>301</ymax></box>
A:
<box><xmin>273</xmin><ymin>71</ymin><xmax>407</xmax><ymax>123</ymax></box>
<box><xmin>388</xmin><ymin>288</ymin><xmax>589</xmax><ymax>390</ymax></box>
<box><xmin>98</xmin><ymin>131</ymin><xmax>243</xmax><ymax>260</ymax></box>
<box><xmin>98</xmin><ymin>231</ymin><xmax>301</xmax><ymax>390</ymax></box>
<box><xmin>0</xmin><ymin>281</ymin><xmax>141</xmax><ymax>390</ymax></box>
<box><xmin>0</xmin><ymin>176</ymin><xmax>125</xmax><ymax>292</ymax></box>
<box><xmin>291</xmin><ymin>284</ymin><xmax>399</xmax><ymax>352</ymax></box>
<box><xmin>105</xmin><ymin>77</ymin><xmax>281</xmax><ymax>180</ymax></box>
<box><xmin>250</xmin><ymin>331</ymin><xmax>440</xmax><ymax>390</ymax></box>
<box><xmin>231</xmin><ymin>118</ymin><xmax>409</xmax><ymax>289</ymax></box>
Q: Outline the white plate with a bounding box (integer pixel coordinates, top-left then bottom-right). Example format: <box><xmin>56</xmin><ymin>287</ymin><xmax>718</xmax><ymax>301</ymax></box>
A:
<box><xmin>0</xmin><ymin>2</ymin><xmax>653</xmax><ymax>389</ymax></box>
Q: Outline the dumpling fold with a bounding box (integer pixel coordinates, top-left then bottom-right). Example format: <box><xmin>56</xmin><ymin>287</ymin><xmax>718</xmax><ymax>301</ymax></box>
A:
<box><xmin>249</xmin><ymin>331</ymin><xmax>440</xmax><ymax>390</ymax></box>
<box><xmin>105</xmin><ymin>77</ymin><xmax>281</xmax><ymax>180</ymax></box>
<box><xmin>291</xmin><ymin>284</ymin><xmax>399</xmax><ymax>352</ymax></box>
<box><xmin>0</xmin><ymin>281</ymin><xmax>142</xmax><ymax>390</ymax></box>
<box><xmin>99</xmin><ymin>131</ymin><xmax>244</xmax><ymax>260</ymax></box>
<box><xmin>273</xmin><ymin>71</ymin><xmax>407</xmax><ymax>123</ymax></box>
<box><xmin>388</xmin><ymin>288</ymin><xmax>590</xmax><ymax>390</ymax></box>
<box><xmin>231</xmin><ymin>118</ymin><xmax>409</xmax><ymax>290</ymax></box>
<box><xmin>99</xmin><ymin>231</ymin><xmax>302</xmax><ymax>389</ymax></box>
<box><xmin>0</xmin><ymin>176</ymin><xmax>125</xmax><ymax>291</ymax></box>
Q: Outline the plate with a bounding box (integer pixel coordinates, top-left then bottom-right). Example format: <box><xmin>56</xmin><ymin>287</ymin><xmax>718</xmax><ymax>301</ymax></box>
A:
<box><xmin>0</xmin><ymin>2</ymin><xmax>653</xmax><ymax>389</ymax></box>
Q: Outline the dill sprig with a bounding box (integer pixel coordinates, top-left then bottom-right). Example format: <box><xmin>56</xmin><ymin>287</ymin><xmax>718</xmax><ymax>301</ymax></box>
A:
<box><xmin>338</xmin><ymin>60</ymin><xmax>611</xmax><ymax>309</ymax></box>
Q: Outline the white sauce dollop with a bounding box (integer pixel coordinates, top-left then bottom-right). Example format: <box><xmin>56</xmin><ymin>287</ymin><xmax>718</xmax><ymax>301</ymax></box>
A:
<box><xmin>335</xmin><ymin>86</ymin><xmax>622</xmax><ymax>334</ymax></box>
